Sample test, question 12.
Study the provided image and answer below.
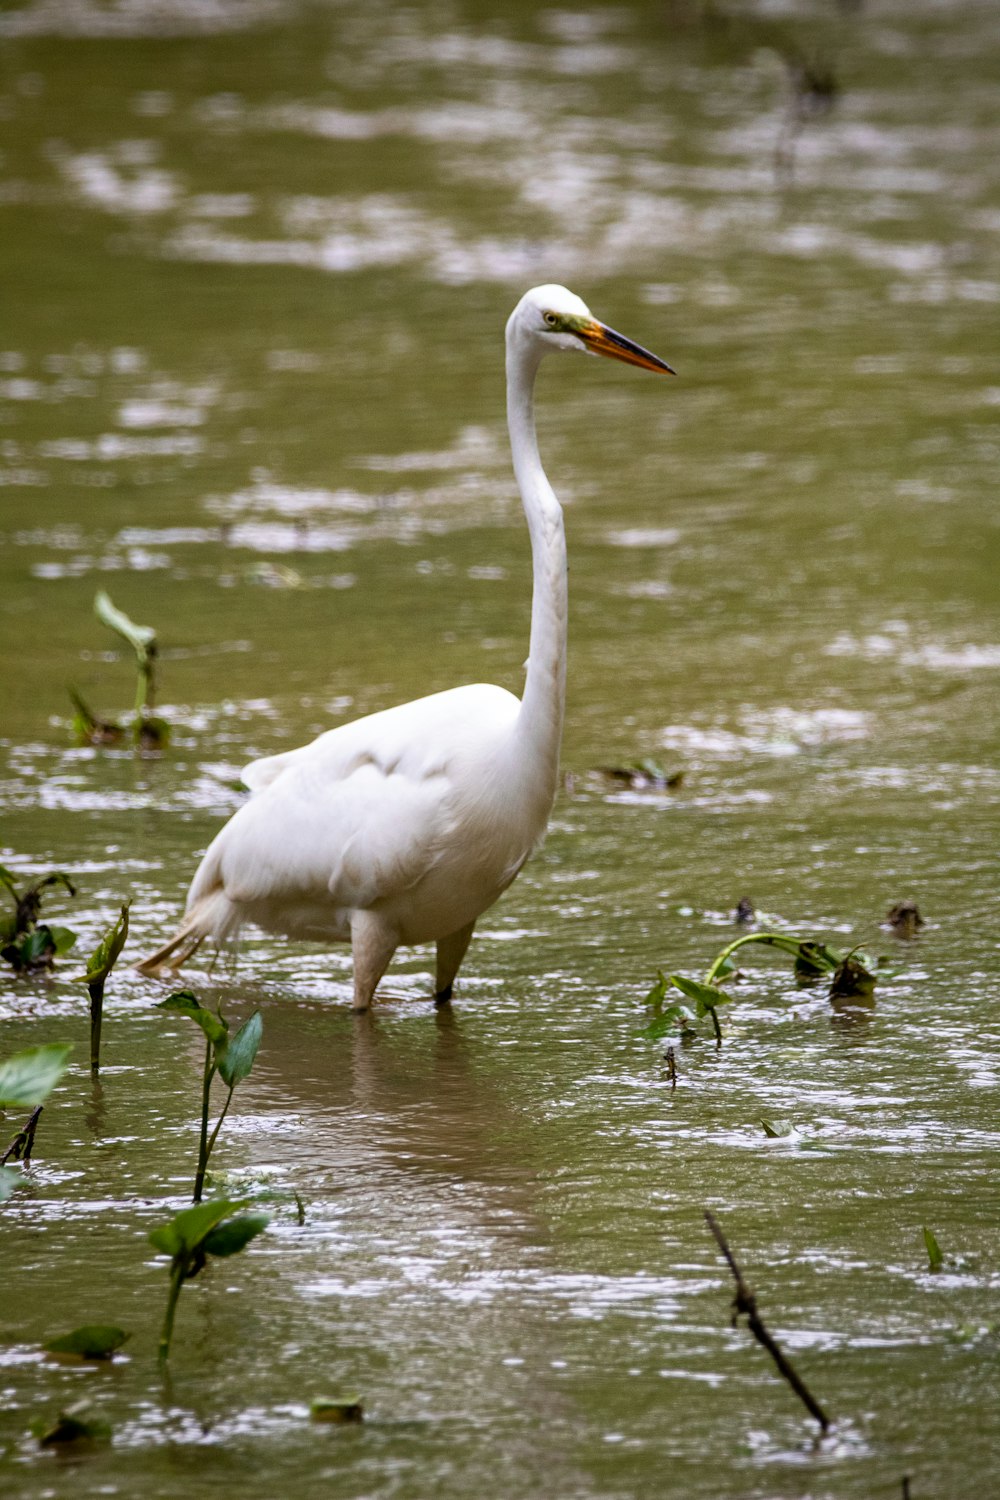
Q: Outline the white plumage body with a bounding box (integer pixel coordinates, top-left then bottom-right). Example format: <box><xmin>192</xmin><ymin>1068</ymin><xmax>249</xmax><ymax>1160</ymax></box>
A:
<box><xmin>188</xmin><ymin>682</ymin><xmax>545</xmax><ymax>949</ymax></box>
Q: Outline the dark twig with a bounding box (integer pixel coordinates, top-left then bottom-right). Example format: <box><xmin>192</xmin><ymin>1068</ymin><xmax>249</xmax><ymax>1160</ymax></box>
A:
<box><xmin>704</xmin><ymin>1210</ymin><xmax>831</xmax><ymax>1433</ymax></box>
<box><xmin>2</xmin><ymin>1106</ymin><xmax>43</xmax><ymax>1165</ymax></box>
<box><xmin>664</xmin><ymin>1046</ymin><xmax>677</xmax><ymax>1090</ymax></box>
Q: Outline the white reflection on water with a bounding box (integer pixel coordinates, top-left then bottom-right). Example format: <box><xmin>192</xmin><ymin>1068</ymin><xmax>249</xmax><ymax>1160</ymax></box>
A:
<box><xmin>0</xmin><ymin>0</ymin><xmax>287</xmax><ymax>39</ymax></box>
<box><xmin>661</xmin><ymin>707</ymin><xmax>871</xmax><ymax>761</ymax></box>
<box><xmin>825</xmin><ymin>628</ymin><xmax>1000</xmax><ymax>670</ymax></box>
<box><xmin>55</xmin><ymin>143</ymin><xmax>178</xmax><ymax>215</ymax></box>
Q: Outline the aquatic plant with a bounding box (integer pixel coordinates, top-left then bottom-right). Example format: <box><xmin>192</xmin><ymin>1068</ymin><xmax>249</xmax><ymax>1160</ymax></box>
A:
<box><xmin>149</xmin><ymin>1197</ymin><xmax>269</xmax><ymax>1365</ymax></box>
<box><xmin>68</xmin><ymin>686</ymin><xmax>125</xmax><ymax>748</ymax></box>
<box><xmin>31</xmin><ymin>1401</ymin><xmax>111</xmax><ymax>1447</ymax></box>
<box><xmin>643</xmin><ymin>931</ymin><xmax>879</xmax><ymax>1047</ymax></box>
<box><xmin>923</xmin><ymin>1227</ymin><xmax>944</xmax><ymax>1273</ymax></box>
<box><xmin>93</xmin><ymin>589</ymin><xmax>170</xmax><ymax>750</ymax></box>
<box><xmin>0</xmin><ymin>865</ymin><xmax>76</xmax><ymax>975</ymax></box>
<box><xmin>44</xmin><ymin>1326</ymin><xmax>129</xmax><ymax>1361</ymax></box>
<box><xmin>0</xmin><ymin>1043</ymin><xmax>73</xmax><ymax>1199</ymax></box>
<box><xmin>643</xmin><ymin>969</ymin><xmax>729</xmax><ymax>1046</ymax></box>
<box><xmin>74</xmin><ymin>901</ymin><xmax>130</xmax><ymax>1073</ymax></box>
<box><xmin>157</xmin><ymin>991</ymin><xmax>263</xmax><ymax>1201</ymax></box>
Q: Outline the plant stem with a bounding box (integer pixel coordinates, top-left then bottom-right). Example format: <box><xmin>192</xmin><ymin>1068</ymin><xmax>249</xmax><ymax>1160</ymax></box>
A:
<box><xmin>704</xmin><ymin>1210</ymin><xmax>830</xmax><ymax>1433</ymax></box>
<box><xmin>193</xmin><ymin>1040</ymin><xmax>215</xmax><ymax>1203</ymax></box>
<box><xmin>158</xmin><ymin>1259</ymin><xmax>186</xmax><ymax>1366</ymax></box>
<box><xmin>205</xmin><ymin>1083</ymin><xmax>235</xmax><ymax>1164</ymax></box>
<box><xmin>89</xmin><ymin>978</ymin><xmax>105</xmax><ymax>1072</ymax></box>
<box><xmin>1</xmin><ymin>1106</ymin><xmax>43</xmax><ymax>1164</ymax></box>
<box><xmin>704</xmin><ymin>932</ymin><xmax>812</xmax><ymax>986</ymax></box>
<box><xmin>707</xmin><ymin>1005</ymin><xmax>722</xmax><ymax>1048</ymax></box>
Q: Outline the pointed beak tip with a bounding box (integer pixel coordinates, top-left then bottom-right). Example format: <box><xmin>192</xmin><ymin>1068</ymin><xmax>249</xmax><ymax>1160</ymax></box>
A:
<box><xmin>585</xmin><ymin>320</ymin><xmax>676</xmax><ymax>377</ymax></box>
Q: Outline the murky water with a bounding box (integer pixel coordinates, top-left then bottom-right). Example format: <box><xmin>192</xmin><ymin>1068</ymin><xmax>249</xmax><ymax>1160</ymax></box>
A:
<box><xmin>2</xmin><ymin>0</ymin><xmax>999</xmax><ymax>1494</ymax></box>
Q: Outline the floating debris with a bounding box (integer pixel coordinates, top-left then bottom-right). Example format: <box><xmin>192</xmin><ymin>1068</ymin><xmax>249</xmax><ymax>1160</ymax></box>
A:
<box><xmin>32</xmin><ymin>1401</ymin><xmax>111</xmax><ymax>1448</ymax></box>
<box><xmin>886</xmin><ymin>899</ymin><xmax>924</xmax><ymax>938</ymax></box>
<box><xmin>311</xmin><ymin>1396</ymin><xmax>365</xmax><ymax>1424</ymax></box>
<box><xmin>597</xmin><ymin>757</ymin><xmax>683</xmax><ymax>791</ymax></box>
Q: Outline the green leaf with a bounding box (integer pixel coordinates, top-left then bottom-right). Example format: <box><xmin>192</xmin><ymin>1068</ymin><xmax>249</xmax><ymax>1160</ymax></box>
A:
<box><xmin>94</xmin><ymin>589</ymin><xmax>156</xmax><ymax>663</ymax></box>
<box><xmin>923</xmin><ymin>1226</ymin><xmax>944</xmax><ymax>1273</ymax></box>
<box><xmin>44</xmin><ymin>1326</ymin><xmax>129</xmax><ymax>1360</ymax></box>
<box><xmin>157</xmin><ymin>991</ymin><xmax>228</xmax><ymax>1046</ymax></box>
<box><xmin>0</xmin><ymin>1164</ymin><xmax>22</xmax><ymax>1200</ymax></box>
<box><xmin>48</xmin><ymin>925</ymin><xmax>78</xmax><ymax>956</ymax></box>
<box><xmin>644</xmin><ymin>969</ymin><xmax>670</xmax><ymax>1015</ymax></box>
<box><xmin>760</xmin><ymin>1118</ymin><xmax>794</xmax><ymax>1138</ymax></box>
<box><xmin>0</xmin><ymin>1043</ymin><xmax>73</xmax><ymax>1109</ymax></box>
<box><xmin>310</xmin><ymin>1396</ymin><xmax>364</xmax><ymax>1424</ymax></box>
<box><xmin>148</xmin><ymin>1197</ymin><xmax>247</xmax><ymax>1259</ymax></box>
<box><xmin>202</xmin><ymin>1212</ymin><xmax>269</xmax><ymax>1259</ymax></box>
<box><xmin>669</xmin><ymin>974</ymin><xmax>731</xmax><ymax>1017</ymax></box>
<box><xmin>75</xmin><ymin>902</ymin><xmax>130</xmax><ymax>985</ymax></box>
<box><xmin>713</xmin><ymin>954</ymin><xmax>741</xmax><ymax>978</ymax></box>
<box><xmin>216</xmin><ymin>1011</ymin><xmax>263</xmax><ymax>1088</ymax></box>
<box><xmin>640</xmin><ymin>1003</ymin><xmax>695</xmax><ymax>1040</ymax></box>
<box><xmin>4</xmin><ymin>927</ymin><xmax>58</xmax><ymax>972</ymax></box>
<box><xmin>32</xmin><ymin>1401</ymin><xmax>111</xmax><ymax>1446</ymax></box>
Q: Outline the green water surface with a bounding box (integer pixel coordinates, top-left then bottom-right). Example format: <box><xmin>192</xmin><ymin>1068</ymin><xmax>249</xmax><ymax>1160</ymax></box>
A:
<box><xmin>1</xmin><ymin>1</ymin><xmax>999</xmax><ymax>1496</ymax></box>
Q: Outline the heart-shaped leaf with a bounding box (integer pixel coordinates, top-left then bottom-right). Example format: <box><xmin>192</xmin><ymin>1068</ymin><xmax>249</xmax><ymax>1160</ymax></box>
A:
<box><xmin>0</xmin><ymin>1044</ymin><xmax>72</xmax><ymax>1109</ymax></box>
<box><xmin>216</xmin><ymin>1011</ymin><xmax>263</xmax><ymax>1088</ymax></box>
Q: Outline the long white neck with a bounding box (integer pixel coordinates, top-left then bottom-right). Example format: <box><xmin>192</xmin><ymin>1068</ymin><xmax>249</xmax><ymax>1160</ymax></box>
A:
<box><xmin>506</xmin><ymin>334</ymin><xmax>567</xmax><ymax>793</ymax></box>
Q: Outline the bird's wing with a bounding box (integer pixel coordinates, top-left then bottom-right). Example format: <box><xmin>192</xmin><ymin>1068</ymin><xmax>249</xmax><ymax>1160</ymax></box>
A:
<box><xmin>196</xmin><ymin>684</ymin><xmax>519</xmax><ymax>914</ymax></box>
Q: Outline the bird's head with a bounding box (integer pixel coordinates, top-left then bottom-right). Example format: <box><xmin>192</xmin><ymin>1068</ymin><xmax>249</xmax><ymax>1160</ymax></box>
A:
<box><xmin>507</xmin><ymin>284</ymin><xmax>675</xmax><ymax>375</ymax></box>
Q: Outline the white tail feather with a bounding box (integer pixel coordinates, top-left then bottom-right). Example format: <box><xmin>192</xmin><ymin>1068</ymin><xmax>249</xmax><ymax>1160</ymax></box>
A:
<box><xmin>135</xmin><ymin>889</ymin><xmax>241</xmax><ymax>975</ymax></box>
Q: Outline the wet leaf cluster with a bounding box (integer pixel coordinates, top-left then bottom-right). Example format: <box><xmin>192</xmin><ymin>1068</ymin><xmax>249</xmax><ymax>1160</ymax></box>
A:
<box><xmin>0</xmin><ymin>865</ymin><xmax>77</xmax><ymax>975</ymax></box>
<box><xmin>643</xmin><ymin>927</ymin><xmax>884</xmax><ymax>1047</ymax></box>
<box><xmin>157</xmin><ymin>990</ymin><xmax>263</xmax><ymax>1203</ymax></box>
<box><xmin>3</xmin><ymin>991</ymin><xmax>274</xmax><ymax>1416</ymax></box>
<box><xmin>151</xmin><ymin>1197</ymin><xmax>270</xmax><ymax>1365</ymax></box>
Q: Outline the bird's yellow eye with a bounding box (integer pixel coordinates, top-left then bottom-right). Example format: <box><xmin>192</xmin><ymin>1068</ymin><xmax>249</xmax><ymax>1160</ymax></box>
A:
<box><xmin>544</xmin><ymin>311</ymin><xmax>559</xmax><ymax>328</ymax></box>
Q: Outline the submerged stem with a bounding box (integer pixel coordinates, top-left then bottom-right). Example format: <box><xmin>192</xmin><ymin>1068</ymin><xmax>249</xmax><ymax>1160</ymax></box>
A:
<box><xmin>1</xmin><ymin>1105</ymin><xmax>43</xmax><ymax>1165</ymax></box>
<box><xmin>88</xmin><ymin>978</ymin><xmax>105</xmax><ymax>1072</ymax></box>
<box><xmin>158</xmin><ymin>1260</ymin><xmax>186</xmax><ymax>1366</ymax></box>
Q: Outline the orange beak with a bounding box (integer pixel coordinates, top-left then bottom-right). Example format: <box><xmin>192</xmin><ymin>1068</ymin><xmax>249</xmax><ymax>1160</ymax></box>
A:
<box><xmin>577</xmin><ymin>319</ymin><xmax>676</xmax><ymax>375</ymax></box>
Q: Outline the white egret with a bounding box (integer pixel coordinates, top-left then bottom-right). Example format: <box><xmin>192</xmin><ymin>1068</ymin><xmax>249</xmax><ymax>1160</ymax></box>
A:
<box><xmin>138</xmin><ymin>285</ymin><xmax>674</xmax><ymax>1009</ymax></box>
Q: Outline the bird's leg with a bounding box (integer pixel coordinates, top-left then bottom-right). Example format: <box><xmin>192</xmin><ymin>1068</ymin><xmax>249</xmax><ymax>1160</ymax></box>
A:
<box><xmin>350</xmin><ymin>911</ymin><xmax>398</xmax><ymax>1013</ymax></box>
<box><xmin>434</xmin><ymin>920</ymin><xmax>476</xmax><ymax>1008</ymax></box>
